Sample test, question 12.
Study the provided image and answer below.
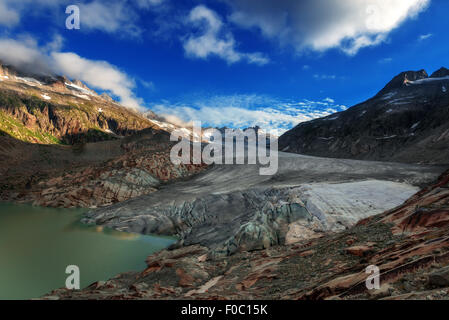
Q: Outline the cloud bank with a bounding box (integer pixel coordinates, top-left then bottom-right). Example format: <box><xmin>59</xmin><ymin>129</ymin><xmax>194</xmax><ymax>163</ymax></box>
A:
<box><xmin>151</xmin><ymin>94</ymin><xmax>347</xmax><ymax>136</ymax></box>
<box><xmin>226</xmin><ymin>0</ymin><xmax>430</xmax><ymax>55</ymax></box>
<box><xmin>0</xmin><ymin>0</ymin><xmax>431</xmax><ymax>58</ymax></box>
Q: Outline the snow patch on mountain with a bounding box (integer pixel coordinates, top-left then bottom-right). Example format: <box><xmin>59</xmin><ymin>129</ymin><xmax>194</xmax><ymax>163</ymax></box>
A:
<box><xmin>408</xmin><ymin>76</ymin><xmax>449</xmax><ymax>85</ymax></box>
<box><xmin>148</xmin><ymin>119</ymin><xmax>177</xmax><ymax>131</ymax></box>
<box><xmin>376</xmin><ymin>135</ymin><xmax>397</xmax><ymax>140</ymax></box>
<box><xmin>16</xmin><ymin>76</ymin><xmax>43</xmax><ymax>87</ymax></box>
<box><xmin>74</xmin><ymin>94</ymin><xmax>91</xmax><ymax>100</ymax></box>
<box><xmin>411</xmin><ymin>122</ymin><xmax>420</xmax><ymax>130</ymax></box>
<box><xmin>65</xmin><ymin>82</ymin><xmax>96</xmax><ymax>96</ymax></box>
<box><xmin>381</xmin><ymin>92</ymin><xmax>397</xmax><ymax>100</ymax></box>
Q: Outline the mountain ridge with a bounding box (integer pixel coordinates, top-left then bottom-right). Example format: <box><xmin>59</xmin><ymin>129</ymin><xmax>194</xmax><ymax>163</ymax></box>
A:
<box><xmin>0</xmin><ymin>61</ymin><xmax>161</xmax><ymax>144</ymax></box>
<box><xmin>279</xmin><ymin>67</ymin><xmax>449</xmax><ymax>164</ymax></box>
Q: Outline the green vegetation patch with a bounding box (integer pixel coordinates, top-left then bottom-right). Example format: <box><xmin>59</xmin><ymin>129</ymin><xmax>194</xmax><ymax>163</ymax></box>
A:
<box><xmin>0</xmin><ymin>109</ymin><xmax>62</xmax><ymax>144</ymax></box>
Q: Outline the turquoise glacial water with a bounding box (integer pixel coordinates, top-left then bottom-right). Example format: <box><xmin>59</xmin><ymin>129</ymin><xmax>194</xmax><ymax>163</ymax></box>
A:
<box><xmin>0</xmin><ymin>203</ymin><xmax>175</xmax><ymax>300</ymax></box>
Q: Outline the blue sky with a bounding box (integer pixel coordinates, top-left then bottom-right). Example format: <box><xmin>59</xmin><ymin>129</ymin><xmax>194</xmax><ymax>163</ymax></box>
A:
<box><xmin>0</xmin><ymin>0</ymin><xmax>448</xmax><ymax>134</ymax></box>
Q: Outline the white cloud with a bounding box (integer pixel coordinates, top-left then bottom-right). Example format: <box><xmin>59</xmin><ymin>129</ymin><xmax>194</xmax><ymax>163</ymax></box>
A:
<box><xmin>0</xmin><ymin>37</ymin><xmax>54</xmax><ymax>75</ymax></box>
<box><xmin>151</xmin><ymin>94</ymin><xmax>346</xmax><ymax>135</ymax></box>
<box><xmin>226</xmin><ymin>0</ymin><xmax>430</xmax><ymax>55</ymax></box>
<box><xmin>0</xmin><ymin>0</ymin><xmax>20</xmax><ymax>27</ymax></box>
<box><xmin>79</xmin><ymin>1</ymin><xmax>142</xmax><ymax>37</ymax></box>
<box><xmin>183</xmin><ymin>5</ymin><xmax>269</xmax><ymax>65</ymax></box>
<box><xmin>52</xmin><ymin>52</ymin><xmax>143</xmax><ymax>110</ymax></box>
<box><xmin>418</xmin><ymin>33</ymin><xmax>433</xmax><ymax>41</ymax></box>
<box><xmin>0</xmin><ymin>36</ymin><xmax>145</xmax><ymax>110</ymax></box>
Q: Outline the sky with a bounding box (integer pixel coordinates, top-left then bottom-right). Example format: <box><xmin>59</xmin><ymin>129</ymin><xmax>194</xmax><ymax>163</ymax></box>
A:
<box><xmin>0</xmin><ymin>0</ymin><xmax>448</xmax><ymax>135</ymax></box>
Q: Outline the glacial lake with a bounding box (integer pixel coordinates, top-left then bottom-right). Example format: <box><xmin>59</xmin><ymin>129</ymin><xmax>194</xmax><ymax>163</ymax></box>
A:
<box><xmin>0</xmin><ymin>203</ymin><xmax>176</xmax><ymax>300</ymax></box>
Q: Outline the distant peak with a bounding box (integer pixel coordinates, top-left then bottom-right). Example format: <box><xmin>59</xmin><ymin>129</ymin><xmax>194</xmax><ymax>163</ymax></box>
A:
<box><xmin>377</xmin><ymin>69</ymin><xmax>428</xmax><ymax>95</ymax></box>
<box><xmin>430</xmin><ymin>67</ymin><xmax>449</xmax><ymax>78</ymax></box>
<box><xmin>395</xmin><ymin>69</ymin><xmax>428</xmax><ymax>83</ymax></box>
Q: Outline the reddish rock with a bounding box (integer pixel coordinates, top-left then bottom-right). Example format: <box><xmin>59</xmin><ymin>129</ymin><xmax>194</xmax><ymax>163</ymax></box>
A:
<box><xmin>345</xmin><ymin>245</ymin><xmax>373</xmax><ymax>257</ymax></box>
<box><xmin>176</xmin><ymin>268</ymin><xmax>196</xmax><ymax>288</ymax></box>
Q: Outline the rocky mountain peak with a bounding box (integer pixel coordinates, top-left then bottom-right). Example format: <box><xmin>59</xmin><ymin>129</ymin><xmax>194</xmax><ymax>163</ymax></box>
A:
<box><xmin>0</xmin><ymin>62</ymin><xmax>17</xmax><ymax>77</ymax></box>
<box><xmin>60</xmin><ymin>75</ymin><xmax>70</xmax><ymax>84</ymax></box>
<box><xmin>430</xmin><ymin>67</ymin><xmax>449</xmax><ymax>78</ymax></box>
<box><xmin>378</xmin><ymin>69</ymin><xmax>428</xmax><ymax>95</ymax></box>
<box><xmin>100</xmin><ymin>93</ymin><xmax>114</xmax><ymax>102</ymax></box>
<box><xmin>73</xmin><ymin>79</ymin><xmax>89</xmax><ymax>89</ymax></box>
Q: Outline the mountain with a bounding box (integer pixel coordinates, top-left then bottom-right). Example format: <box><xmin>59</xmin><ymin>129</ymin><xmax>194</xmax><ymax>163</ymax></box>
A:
<box><xmin>0</xmin><ymin>61</ymin><xmax>158</xmax><ymax>144</ymax></box>
<box><xmin>279</xmin><ymin>67</ymin><xmax>449</xmax><ymax>164</ymax></box>
<box><xmin>0</xmin><ymin>62</ymin><xmax>207</xmax><ymax>208</ymax></box>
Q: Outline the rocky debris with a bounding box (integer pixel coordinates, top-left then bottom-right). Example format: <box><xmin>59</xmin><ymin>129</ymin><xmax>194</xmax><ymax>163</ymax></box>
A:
<box><xmin>344</xmin><ymin>245</ymin><xmax>375</xmax><ymax>257</ymax></box>
<box><xmin>279</xmin><ymin>67</ymin><xmax>449</xmax><ymax>164</ymax></box>
<box><xmin>33</xmin><ymin>167</ymin><xmax>160</xmax><ymax>208</ymax></box>
<box><xmin>0</xmin><ymin>128</ymin><xmax>207</xmax><ymax>208</ymax></box>
<box><xmin>42</xmin><ymin>170</ymin><xmax>449</xmax><ymax>300</ymax></box>
<box><xmin>427</xmin><ymin>266</ymin><xmax>449</xmax><ymax>288</ymax></box>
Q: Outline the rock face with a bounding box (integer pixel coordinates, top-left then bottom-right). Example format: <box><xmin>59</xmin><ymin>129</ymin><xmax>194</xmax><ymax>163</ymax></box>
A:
<box><xmin>279</xmin><ymin>68</ymin><xmax>449</xmax><ymax>164</ymax></box>
<box><xmin>44</xmin><ymin>169</ymin><xmax>449</xmax><ymax>300</ymax></box>
<box><xmin>430</xmin><ymin>67</ymin><xmax>449</xmax><ymax>78</ymax></box>
<box><xmin>0</xmin><ymin>62</ymin><xmax>160</xmax><ymax>145</ymax></box>
<box><xmin>0</xmin><ymin>128</ymin><xmax>207</xmax><ymax>208</ymax></box>
<box><xmin>378</xmin><ymin>69</ymin><xmax>429</xmax><ymax>95</ymax></box>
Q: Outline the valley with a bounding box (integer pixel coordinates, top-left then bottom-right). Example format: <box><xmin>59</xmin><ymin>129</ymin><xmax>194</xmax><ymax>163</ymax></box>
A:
<box><xmin>1</xmin><ymin>62</ymin><xmax>449</xmax><ymax>301</ymax></box>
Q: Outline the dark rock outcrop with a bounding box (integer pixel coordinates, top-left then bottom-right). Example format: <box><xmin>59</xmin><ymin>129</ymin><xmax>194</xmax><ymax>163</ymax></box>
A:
<box><xmin>377</xmin><ymin>69</ymin><xmax>428</xmax><ymax>96</ymax></box>
<box><xmin>430</xmin><ymin>67</ymin><xmax>449</xmax><ymax>78</ymax></box>
<box><xmin>279</xmin><ymin>68</ymin><xmax>449</xmax><ymax>164</ymax></box>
